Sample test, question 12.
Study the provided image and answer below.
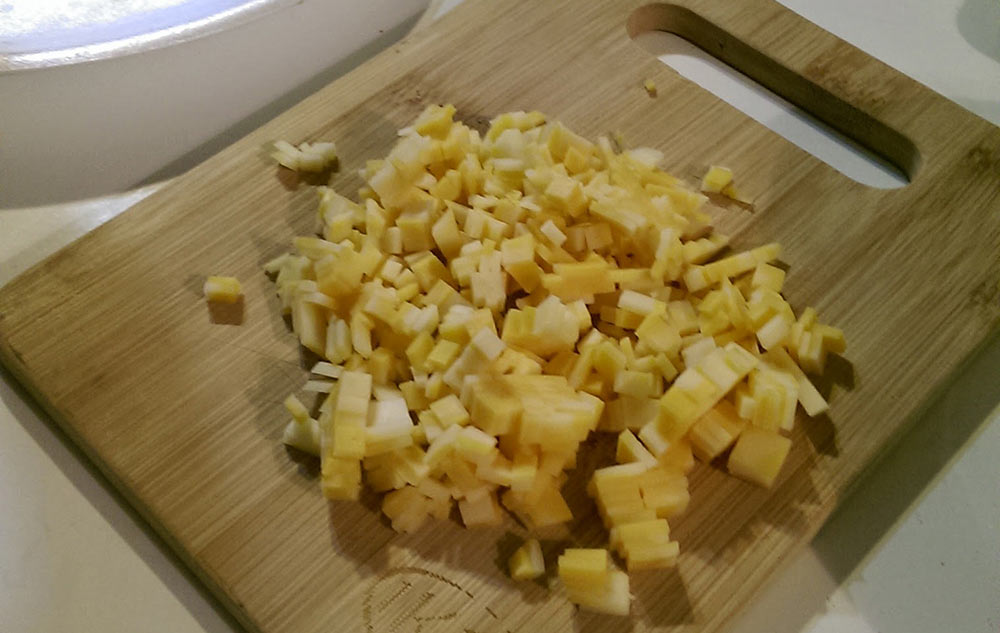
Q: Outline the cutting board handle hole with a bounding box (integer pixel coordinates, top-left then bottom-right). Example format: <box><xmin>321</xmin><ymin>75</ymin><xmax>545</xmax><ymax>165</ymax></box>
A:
<box><xmin>628</xmin><ymin>4</ymin><xmax>918</xmax><ymax>189</ymax></box>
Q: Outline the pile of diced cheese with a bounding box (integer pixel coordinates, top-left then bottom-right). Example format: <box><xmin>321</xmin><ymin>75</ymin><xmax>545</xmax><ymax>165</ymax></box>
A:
<box><xmin>266</xmin><ymin>104</ymin><xmax>845</xmax><ymax>616</ymax></box>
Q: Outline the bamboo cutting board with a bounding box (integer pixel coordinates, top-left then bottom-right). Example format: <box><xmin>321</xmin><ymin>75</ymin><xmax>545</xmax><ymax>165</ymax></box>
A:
<box><xmin>2</xmin><ymin>0</ymin><xmax>999</xmax><ymax>632</ymax></box>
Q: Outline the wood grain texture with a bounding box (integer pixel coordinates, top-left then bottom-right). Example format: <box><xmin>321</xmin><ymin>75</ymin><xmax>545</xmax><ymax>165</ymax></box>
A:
<box><xmin>2</xmin><ymin>1</ymin><xmax>999</xmax><ymax>632</ymax></box>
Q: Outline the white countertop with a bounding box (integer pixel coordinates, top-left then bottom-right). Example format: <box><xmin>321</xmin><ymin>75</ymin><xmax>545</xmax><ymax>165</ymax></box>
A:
<box><xmin>1</xmin><ymin>1</ymin><xmax>998</xmax><ymax>632</ymax></box>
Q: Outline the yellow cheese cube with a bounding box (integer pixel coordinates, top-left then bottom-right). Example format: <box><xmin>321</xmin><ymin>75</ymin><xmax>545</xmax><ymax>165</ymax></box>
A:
<box><xmin>613</xmin><ymin>369</ymin><xmax>659</xmax><ymax>399</ymax></box>
<box><xmin>749</xmin><ymin>368</ymin><xmax>798</xmax><ymax>432</ymax></box>
<box><xmin>522</xmin><ymin>482</ymin><xmax>574</xmax><ymax>528</ymax></box>
<box><xmin>700</xmin><ymin>165</ymin><xmax>733</xmax><ymax>193</ymax></box>
<box><xmin>455</xmin><ymin>426</ymin><xmax>497</xmax><ymax>464</ymax></box>
<box><xmin>404</xmin><ymin>331</ymin><xmax>435</xmax><ymax>372</ymax></box>
<box><xmin>331</xmin><ymin>423</ymin><xmax>366</xmax><ymax>459</ymax></box>
<box><xmin>283</xmin><ymin>394</ymin><xmax>310</xmax><ymax>423</ymax></box>
<box><xmin>751</xmin><ymin>263</ymin><xmax>785</xmax><ymax>292</ymax></box>
<box><xmin>509</xmin><ymin>538</ymin><xmax>545</xmax><ymax>581</ymax></box>
<box><xmin>757</xmin><ymin>312</ymin><xmax>792</xmax><ymax>350</ymax></box>
<box><xmin>291</xmin><ymin>295</ymin><xmax>328</xmax><ymax>356</ymax></box>
<box><xmin>281</xmin><ymin>417</ymin><xmax>321</xmax><ymax>456</ymax></box>
<box><xmin>431</xmin><ymin>208</ymin><xmax>463</xmax><ymax>260</ymax></box>
<box><xmin>600</xmin><ymin>396</ymin><xmax>659</xmax><ymax>432</ymax></box>
<box><xmin>616</xmin><ymin>429</ymin><xmax>657</xmax><ymax>464</ymax></box>
<box><xmin>637</xmin><ymin>466</ymin><xmax>690</xmax><ymax>517</ymax></box>
<box><xmin>764</xmin><ymin>348</ymin><xmax>828</xmax><ymax>416</ymax></box>
<box><xmin>475</xmin><ymin>454</ymin><xmax>514</xmax><ymax>487</ymax></box>
<box><xmin>413</xmin><ymin>103</ymin><xmax>457</xmax><ymax>139</ymax></box>
<box><xmin>203</xmin><ymin>276</ymin><xmax>242</xmax><ymax>303</ymax></box>
<box><xmin>349</xmin><ymin>311</ymin><xmax>374</xmax><ymax>358</ymax></box>
<box><xmin>558</xmin><ymin>550</ymin><xmax>630</xmax><ymax>616</ymax></box>
<box><xmin>636</xmin><ymin>313</ymin><xmax>682</xmax><ymax>355</ymax></box>
<box><xmin>426</xmin><ymin>338</ymin><xmax>461</xmax><ymax>370</ymax></box>
<box><xmin>381</xmin><ymin>485</ymin><xmax>430</xmax><ymax>533</ymax></box>
<box><xmin>688</xmin><ymin>400</ymin><xmax>746</xmax><ymax>462</ymax></box>
<box><xmin>367</xmin><ymin>347</ymin><xmax>395</xmax><ymax>385</ymax></box>
<box><xmin>655</xmin><ymin>381</ymin><xmax>712</xmax><ymax>442</ymax></box>
<box><xmin>458</xmin><ymin>489</ymin><xmax>503</xmax><ymax>527</ymax></box>
<box><xmin>469</xmin><ymin>378</ymin><xmax>523</xmax><ymax>436</ymax></box>
<box><xmin>682</xmin><ymin>234</ymin><xmax>729</xmax><ymax>264</ymax></box>
<box><xmin>321</xmin><ymin>456</ymin><xmax>362</xmax><ymax>500</ymax></box>
<box><xmin>397</xmin><ymin>209</ymin><xmax>434</xmax><ymax>252</ymax></box>
<box><xmin>698</xmin><ymin>349</ymin><xmax>741</xmax><ymax>391</ymax></box>
<box><xmin>667</xmin><ymin>300</ymin><xmax>700</xmax><ymax>335</ymax></box>
<box><xmin>563</xmin><ymin>145</ymin><xmax>592</xmax><ymax>174</ymax></box>
<box><xmin>728</xmin><ymin>428</ymin><xmax>791</xmax><ymax>488</ymax></box>
<box><xmin>542</xmin><ymin>260</ymin><xmax>616</xmax><ymax>301</ymax></box>
<box><xmin>509</xmin><ymin>451</ymin><xmax>538</xmax><ymax>491</ymax></box>
<box><xmin>429</xmin><ymin>394</ymin><xmax>470</xmax><ymax>428</ymax></box>
<box><xmin>333</xmin><ymin>371</ymin><xmax>372</xmax><ymax>426</ymax></box>
<box><xmin>409</xmin><ymin>252</ymin><xmax>453</xmax><ymax>291</ymax></box>
<box><xmin>558</xmin><ymin>548</ymin><xmax>609</xmax><ymax>587</ymax></box>
<box><xmin>470</xmin><ymin>270</ymin><xmax>507</xmax><ymax>311</ymax></box>
<box><xmin>593</xmin><ymin>340</ymin><xmax>628</xmax><ymax>383</ymax></box>
<box><xmin>610</xmin><ymin>519</ymin><xmax>678</xmax><ymax>570</ymax></box>
<box><xmin>429</xmin><ymin>169</ymin><xmax>463</xmax><ymax>201</ymax></box>
<box><xmin>815</xmin><ymin>323</ymin><xmax>847</xmax><ymax>355</ymax></box>
<box><xmin>545</xmin><ymin>174</ymin><xmax>588</xmax><ymax>217</ymax></box>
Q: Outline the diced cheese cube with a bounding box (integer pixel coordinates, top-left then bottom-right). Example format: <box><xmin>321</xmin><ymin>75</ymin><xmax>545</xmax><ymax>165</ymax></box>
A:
<box><xmin>509</xmin><ymin>538</ymin><xmax>545</xmax><ymax>581</ymax></box>
<box><xmin>291</xmin><ymin>295</ymin><xmax>328</xmax><ymax>356</ymax></box>
<box><xmin>613</xmin><ymin>369</ymin><xmax>659</xmax><ymax>399</ymax></box>
<box><xmin>600</xmin><ymin>396</ymin><xmax>659</xmax><ymax>432</ymax></box>
<box><xmin>509</xmin><ymin>451</ymin><xmax>538</xmax><ymax>491</ymax></box>
<box><xmin>426</xmin><ymin>338</ymin><xmax>461</xmax><ymax>371</ymax></box>
<box><xmin>282</xmin><ymin>417</ymin><xmax>321</xmax><ymax>456</ymax></box>
<box><xmin>429</xmin><ymin>394</ymin><xmax>470</xmax><ymax>427</ymax></box>
<box><xmin>331</xmin><ymin>424</ymin><xmax>366</xmax><ymax>459</ymax></box>
<box><xmin>469</xmin><ymin>378</ymin><xmax>523</xmax><ymax>436</ymax></box>
<box><xmin>610</xmin><ymin>519</ymin><xmax>678</xmax><ymax>570</ymax></box>
<box><xmin>757</xmin><ymin>313</ymin><xmax>792</xmax><ymax>351</ymax></box>
<box><xmin>751</xmin><ymin>263</ymin><xmax>785</xmax><ymax>292</ymax></box>
<box><xmin>455</xmin><ymin>426</ymin><xmax>497</xmax><ymax>464</ymax></box>
<box><xmin>764</xmin><ymin>348</ymin><xmax>828</xmax><ymax>416</ymax></box>
<box><xmin>688</xmin><ymin>400</ymin><xmax>746</xmax><ymax>462</ymax></box>
<box><xmin>727</xmin><ymin>428</ymin><xmax>792</xmax><ymax>488</ymax></box>
<box><xmin>558</xmin><ymin>548</ymin><xmax>610</xmax><ymax>587</ymax></box>
<box><xmin>616</xmin><ymin>429</ymin><xmax>657</xmax><ymax>465</ymax></box>
<box><xmin>203</xmin><ymin>276</ymin><xmax>242</xmax><ymax>303</ymax></box>
<box><xmin>521</xmin><ymin>481</ymin><xmax>574</xmax><ymax>528</ymax></box>
<box><xmin>636</xmin><ymin>313</ymin><xmax>681</xmax><ymax>356</ymax></box>
<box><xmin>558</xmin><ymin>550</ymin><xmax>630</xmax><ymax>616</ymax></box>
<box><xmin>458</xmin><ymin>489</ymin><xmax>503</xmax><ymax>527</ymax></box>
<box><xmin>283</xmin><ymin>394</ymin><xmax>310</xmax><ymax>423</ymax></box>
<box><xmin>321</xmin><ymin>456</ymin><xmax>362</xmax><ymax>500</ymax></box>
<box><xmin>637</xmin><ymin>466</ymin><xmax>689</xmax><ymax>517</ymax></box>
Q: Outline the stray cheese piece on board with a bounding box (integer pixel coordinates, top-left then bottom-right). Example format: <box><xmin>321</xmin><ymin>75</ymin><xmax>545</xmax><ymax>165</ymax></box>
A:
<box><xmin>203</xmin><ymin>276</ymin><xmax>242</xmax><ymax>303</ymax></box>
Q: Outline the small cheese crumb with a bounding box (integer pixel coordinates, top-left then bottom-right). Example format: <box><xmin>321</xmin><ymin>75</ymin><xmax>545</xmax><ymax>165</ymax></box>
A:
<box><xmin>509</xmin><ymin>538</ymin><xmax>545</xmax><ymax>581</ymax></box>
<box><xmin>203</xmin><ymin>276</ymin><xmax>242</xmax><ymax>303</ymax></box>
<box><xmin>271</xmin><ymin>139</ymin><xmax>338</xmax><ymax>172</ymax></box>
<box><xmin>701</xmin><ymin>165</ymin><xmax>733</xmax><ymax>193</ymax></box>
<box><xmin>643</xmin><ymin>79</ymin><xmax>658</xmax><ymax>97</ymax></box>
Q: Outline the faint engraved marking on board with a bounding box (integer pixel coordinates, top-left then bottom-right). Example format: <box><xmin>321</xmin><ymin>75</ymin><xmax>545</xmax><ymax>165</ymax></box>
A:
<box><xmin>362</xmin><ymin>567</ymin><xmax>513</xmax><ymax>633</ymax></box>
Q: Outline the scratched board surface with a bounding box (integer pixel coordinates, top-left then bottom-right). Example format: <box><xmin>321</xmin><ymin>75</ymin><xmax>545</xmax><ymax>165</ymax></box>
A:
<box><xmin>1</xmin><ymin>0</ymin><xmax>999</xmax><ymax>632</ymax></box>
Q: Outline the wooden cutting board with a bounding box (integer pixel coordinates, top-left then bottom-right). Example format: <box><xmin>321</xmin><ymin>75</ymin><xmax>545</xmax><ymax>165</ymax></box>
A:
<box><xmin>2</xmin><ymin>0</ymin><xmax>999</xmax><ymax>632</ymax></box>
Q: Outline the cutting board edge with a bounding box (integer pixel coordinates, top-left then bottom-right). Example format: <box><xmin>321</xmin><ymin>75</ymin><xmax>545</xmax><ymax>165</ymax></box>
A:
<box><xmin>0</xmin><ymin>336</ymin><xmax>266</xmax><ymax>633</ymax></box>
